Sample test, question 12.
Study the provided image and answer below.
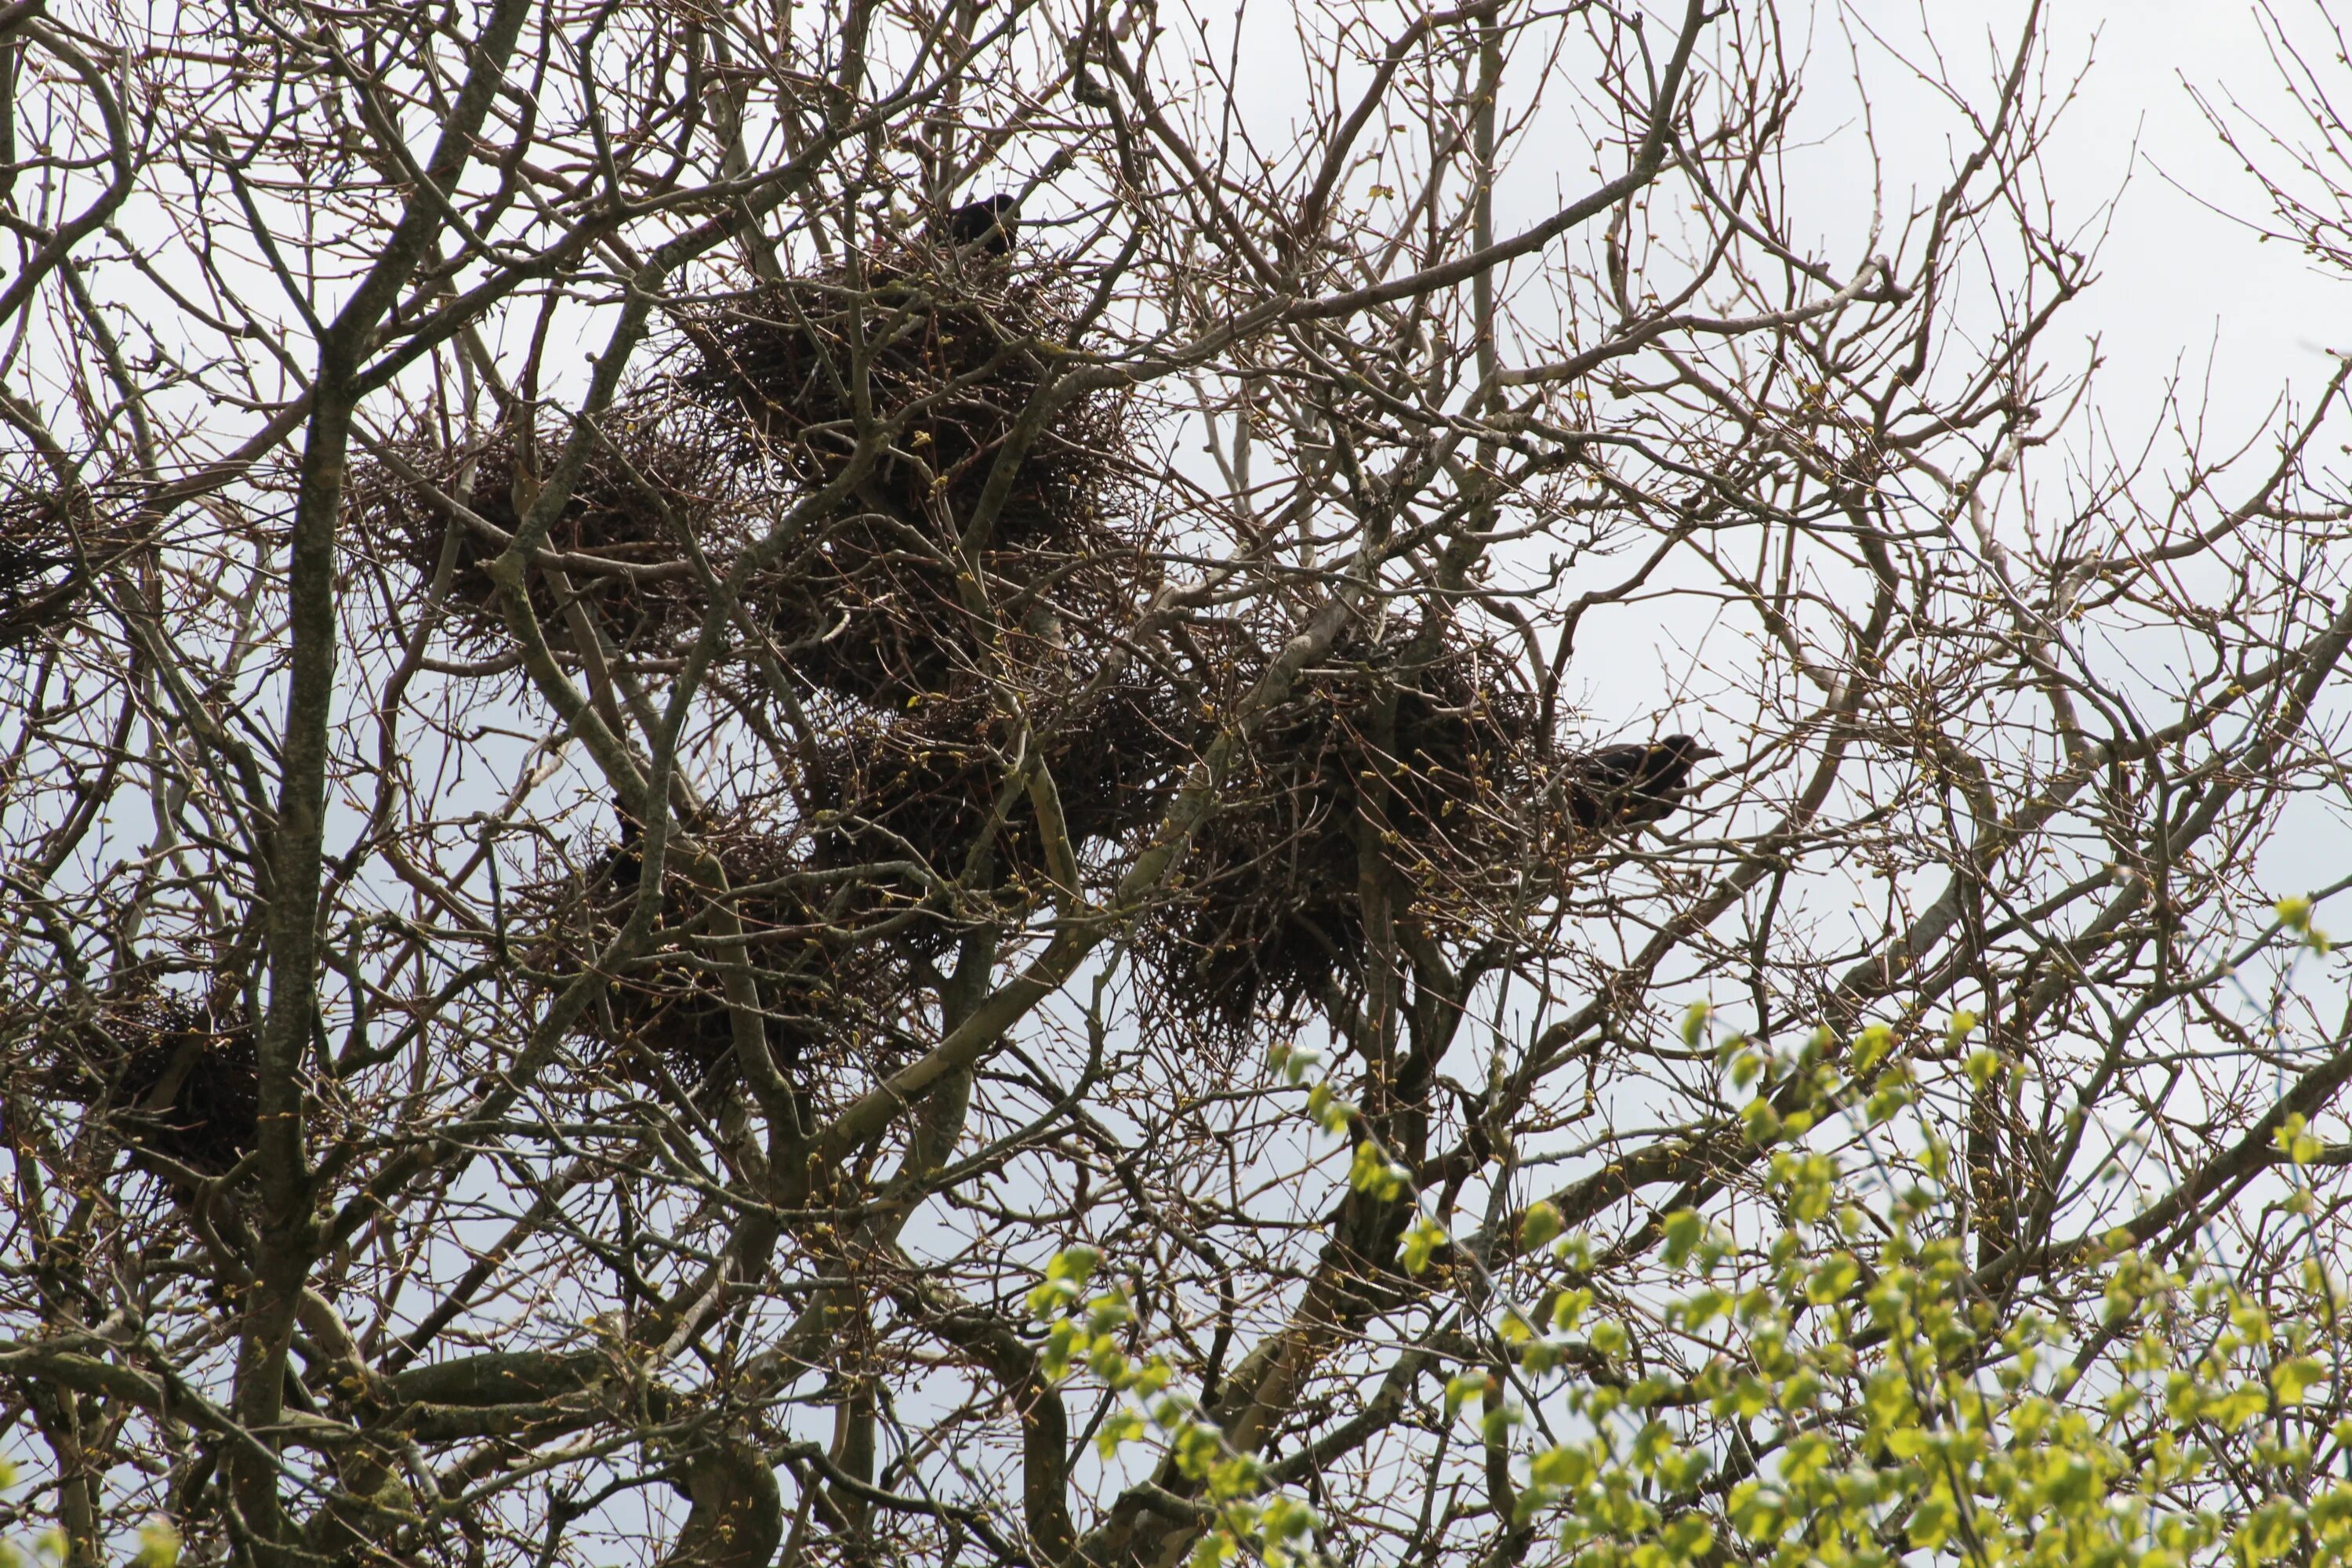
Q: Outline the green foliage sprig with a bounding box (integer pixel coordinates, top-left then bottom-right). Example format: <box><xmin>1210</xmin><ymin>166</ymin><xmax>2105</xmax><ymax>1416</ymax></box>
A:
<box><xmin>1029</xmin><ymin>1246</ymin><xmax>1323</xmax><ymax>1567</ymax></box>
<box><xmin>1028</xmin><ymin>1002</ymin><xmax>2352</xmax><ymax>1567</ymax></box>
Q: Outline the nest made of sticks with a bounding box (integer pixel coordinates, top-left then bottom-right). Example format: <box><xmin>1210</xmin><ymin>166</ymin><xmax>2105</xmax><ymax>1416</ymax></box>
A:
<box><xmin>802</xmin><ymin>670</ymin><xmax>1192</xmax><ymax>931</ymax></box>
<box><xmin>347</xmin><ymin>399</ymin><xmax>760</xmax><ymax>653</ymax></box>
<box><xmin>531</xmin><ymin>822</ymin><xmax>905</xmax><ymax>1090</ymax></box>
<box><xmin>743</xmin><ymin>506</ymin><xmax>1162</xmax><ymax>709</ymax></box>
<box><xmin>1139</xmin><ymin>617</ymin><xmax>1558</xmax><ymax>1035</ymax></box>
<box><xmin>0</xmin><ymin>492</ymin><xmax>137</xmax><ymax>648</ymax></box>
<box><xmin>30</xmin><ymin>992</ymin><xmax>260</xmax><ymax>1178</ymax></box>
<box><xmin>675</xmin><ymin>261</ymin><xmax>1145</xmax><ymax>705</ymax></box>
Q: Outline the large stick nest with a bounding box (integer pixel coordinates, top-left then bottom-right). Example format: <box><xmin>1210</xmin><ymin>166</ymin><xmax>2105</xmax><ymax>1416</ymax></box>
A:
<box><xmin>675</xmin><ymin>260</ymin><xmax>1149</xmax><ymax>706</ymax></box>
<box><xmin>347</xmin><ymin>397</ymin><xmax>760</xmax><ymax>653</ymax></box>
<box><xmin>0</xmin><ymin>492</ymin><xmax>136</xmax><ymax>648</ymax></box>
<box><xmin>1139</xmin><ymin>617</ymin><xmax>1559</xmax><ymax>1034</ymax></box>
<box><xmin>801</xmin><ymin>670</ymin><xmax>1192</xmax><ymax>939</ymax></box>
<box><xmin>27</xmin><ymin>992</ymin><xmax>260</xmax><ymax>1178</ymax></box>
<box><xmin>527</xmin><ymin>822</ymin><xmax>906</xmax><ymax>1092</ymax></box>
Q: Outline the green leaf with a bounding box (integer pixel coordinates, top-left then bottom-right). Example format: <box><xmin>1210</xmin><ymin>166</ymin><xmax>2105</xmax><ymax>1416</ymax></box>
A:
<box><xmin>1529</xmin><ymin>1443</ymin><xmax>1591</xmax><ymax>1490</ymax></box>
<box><xmin>1096</xmin><ymin>1410</ymin><xmax>1145</xmax><ymax>1458</ymax></box>
<box><xmin>2274</xmin><ymin>1113</ymin><xmax>2325</xmax><ymax>1166</ymax></box>
<box><xmin>132</xmin><ymin>1523</ymin><xmax>181</xmax><ymax>1568</ymax></box>
<box><xmin>1174</xmin><ymin>1421</ymin><xmax>1226</xmax><ymax>1479</ymax></box>
<box><xmin>1258</xmin><ymin>1494</ymin><xmax>1318</xmax><ymax>1544</ymax></box>
<box><xmin>2237</xmin><ymin>1498</ymin><xmax>2300</xmax><ymax>1564</ymax></box>
<box><xmin>2277</xmin><ymin>897</ymin><xmax>2334</xmax><ymax>953</ymax></box>
<box><xmin>1026</xmin><ymin>1278</ymin><xmax>1079</xmax><ymax>1319</ymax></box>
<box><xmin>1445</xmin><ymin>1371</ymin><xmax>1494</xmax><ymax>1419</ymax></box>
<box><xmin>1087</xmin><ymin>1334</ymin><xmax>1128</xmax><ymax>1381</ymax></box>
<box><xmin>1853</xmin><ymin>1022</ymin><xmax>1896</xmax><ymax>1074</ymax></box>
<box><xmin>1778</xmin><ymin>1367</ymin><xmax>1820</xmax><ymax>1410</ymax></box>
<box><xmin>1040</xmin><ymin>1319</ymin><xmax>1080</xmax><ymax>1379</ymax></box>
<box><xmin>1661</xmin><ymin>1513</ymin><xmax>1715</xmax><ymax>1563</ymax></box>
<box><xmin>2274</xmin><ymin>1355</ymin><xmax>2325</xmax><ymax>1406</ymax></box>
<box><xmin>1402</xmin><ymin>1212</ymin><xmax>1450</xmax><ymax>1274</ymax></box>
<box><xmin>1305</xmin><ymin>1080</ymin><xmax>1354</xmax><ymax>1133</ymax></box>
<box><xmin>1519</xmin><ymin>1200</ymin><xmax>1563</xmax><ymax>1251</ymax></box>
<box><xmin>1679</xmin><ymin>1287</ymin><xmax>1730</xmax><ymax>1328</ymax></box>
<box><xmin>1188</xmin><ymin>1529</ymin><xmax>1236</xmax><ymax>1568</ymax></box>
<box><xmin>1806</xmin><ymin>1253</ymin><xmax>1860</xmax><ymax>1305</ymax></box>
<box><xmin>2209</xmin><ymin>1381</ymin><xmax>2270</xmax><ymax>1429</ymax></box>
<box><xmin>1631</xmin><ymin>1419</ymin><xmax>1674</xmax><ymax>1471</ymax></box>
<box><xmin>1781</xmin><ymin>1434</ymin><xmax>1833</xmax><ymax>1490</ymax></box>
<box><xmin>1046</xmin><ymin>1246</ymin><xmax>1099</xmax><ymax>1286</ymax></box>
<box><xmin>1662</xmin><ymin>1209</ymin><xmax>1706</xmax><ymax>1268</ymax></box>
<box><xmin>1907</xmin><ymin>1492</ymin><xmax>1955</xmax><ymax>1551</ymax></box>
<box><xmin>1207</xmin><ymin>1451</ymin><xmax>1265</xmax><ymax>1500</ymax></box>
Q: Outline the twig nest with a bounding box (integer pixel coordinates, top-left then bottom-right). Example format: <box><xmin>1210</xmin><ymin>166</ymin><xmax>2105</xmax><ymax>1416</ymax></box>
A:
<box><xmin>742</xmin><ymin>511</ymin><xmax>1158</xmax><ymax>709</ymax></box>
<box><xmin>677</xmin><ymin>264</ymin><xmax>1131</xmax><ymax>544</ymax></box>
<box><xmin>528</xmin><ymin>822</ymin><xmax>902</xmax><ymax>1089</ymax></box>
<box><xmin>676</xmin><ymin>262</ymin><xmax>1145</xmax><ymax>706</ymax></box>
<box><xmin>32</xmin><ymin>993</ymin><xmax>261</xmax><ymax>1178</ymax></box>
<box><xmin>347</xmin><ymin>397</ymin><xmax>758</xmax><ymax>652</ymax></box>
<box><xmin>0</xmin><ymin>493</ymin><xmax>135</xmax><ymax>648</ymax></box>
<box><xmin>803</xmin><ymin>671</ymin><xmax>1192</xmax><ymax>926</ymax></box>
<box><xmin>1140</xmin><ymin>616</ymin><xmax>1557</xmax><ymax>1033</ymax></box>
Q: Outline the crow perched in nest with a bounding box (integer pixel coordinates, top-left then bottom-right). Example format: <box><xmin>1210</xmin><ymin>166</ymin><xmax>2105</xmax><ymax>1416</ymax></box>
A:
<box><xmin>1562</xmin><ymin>734</ymin><xmax>1720</xmax><ymax>831</ymax></box>
<box><xmin>941</xmin><ymin>194</ymin><xmax>1019</xmax><ymax>256</ymax></box>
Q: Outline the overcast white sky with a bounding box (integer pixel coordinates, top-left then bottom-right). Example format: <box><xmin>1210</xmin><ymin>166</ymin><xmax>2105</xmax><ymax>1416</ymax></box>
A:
<box><xmin>1853</xmin><ymin>1</ymin><xmax>2347</xmax><ymax>445</ymax></box>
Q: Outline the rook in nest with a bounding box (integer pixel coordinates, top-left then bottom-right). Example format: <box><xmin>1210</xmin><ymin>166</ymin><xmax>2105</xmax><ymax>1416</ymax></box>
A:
<box><xmin>1560</xmin><ymin>735</ymin><xmax>1720</xmax><ymax>831</ymax></box>
<box><xmin>940</xmin><ymin>194</ymin><xmax>1020</xmax><ymax>256</ymax></box>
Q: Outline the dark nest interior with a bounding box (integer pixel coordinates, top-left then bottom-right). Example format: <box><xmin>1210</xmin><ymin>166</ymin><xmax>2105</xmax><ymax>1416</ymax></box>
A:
<box><xmin>346</xmin><ymin>398</ymin><xmax>759</xmax><ymax>653</ymax></box>
<box><xmin>1139</xmin><ymin>617</ymin><xmax>1559</xmax><ymax>1035</ymax></box>
<box><xmin>529</xmin><ymin>822</ymin><xmax>906</xmax><ymax>1091</ymax></box>
<box><xmin>31</xmin><ymin>993</ymin><xmax>261</xmax><ymax>1178</ymax></box>
<box><xmin>0</xmin><ymin>492</ymin><xmax>132</xmax><ymax>648</ymax></box>
<box><xmin>802</xmin><ymin>672</ymin><xmax>1192</xmax><ymax>930</ymax></box>
<box><xmin>674</xmin><ymin>263</ymin><xmax>1147</xmax><ymax>706</ymax></box>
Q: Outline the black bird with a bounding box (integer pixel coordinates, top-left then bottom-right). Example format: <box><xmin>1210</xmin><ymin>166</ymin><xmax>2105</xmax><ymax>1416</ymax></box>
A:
<box><xmin>1561</xmin><ymin>734</ymin><xmax>1721</xmax><ymax>832</ymax></box>
<box><xmin>604</xmin><ymin>807</ymin><xmax>646</xmax><ymax>895</ymax></box>
<box><xmin>942</xmin><ymin>194</ymin><xmax>1020</xmax><ymax>256</ymax></box>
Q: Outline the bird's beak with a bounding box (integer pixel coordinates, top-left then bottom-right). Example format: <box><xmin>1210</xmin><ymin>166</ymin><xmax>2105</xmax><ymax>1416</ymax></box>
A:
<box><xmin>1693</xmin><ymin>746</ymin><xmax>1723</xmax><ymax>761</ymax></box>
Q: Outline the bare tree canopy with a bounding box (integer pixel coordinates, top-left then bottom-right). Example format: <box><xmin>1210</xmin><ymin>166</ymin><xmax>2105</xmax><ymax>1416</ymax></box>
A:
<box><xmin>4</xmin><ymin>2</ymin><xmax>2352</xmax><ymax>1566</ymax></box>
